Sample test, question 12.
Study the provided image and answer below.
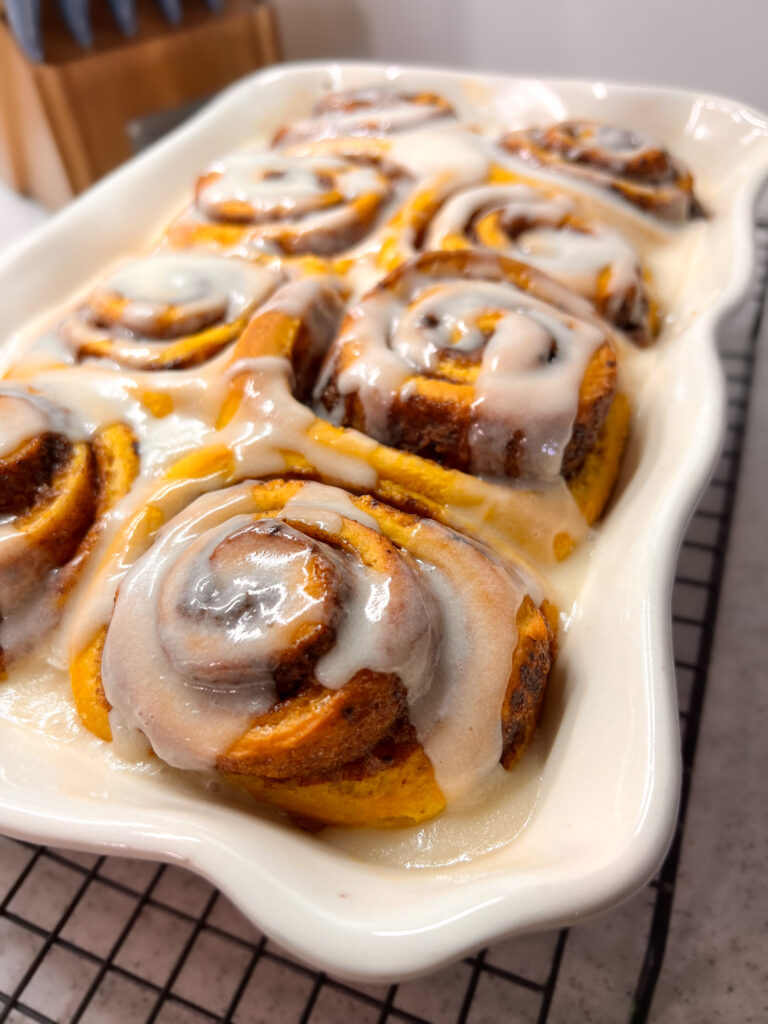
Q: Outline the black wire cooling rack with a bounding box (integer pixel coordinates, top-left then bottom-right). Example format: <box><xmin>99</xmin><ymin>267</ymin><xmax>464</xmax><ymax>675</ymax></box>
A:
<box><xmin>0</xmin><ymin>221</ymin><xmax>766</xmax><ymax>1024</ymax></box>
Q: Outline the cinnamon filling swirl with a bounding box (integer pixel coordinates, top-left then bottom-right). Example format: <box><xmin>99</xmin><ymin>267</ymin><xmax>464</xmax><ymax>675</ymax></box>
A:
<box><xmin>166</xmin><ymin>147</ymin><xmax>414</xmax><ymax>268</ymax></box>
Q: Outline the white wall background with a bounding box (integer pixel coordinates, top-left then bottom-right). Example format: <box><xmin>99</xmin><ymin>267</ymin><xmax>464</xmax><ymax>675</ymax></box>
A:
<box><xmin>272</xmin><ymin>0</ymin><xmax>767</xmax><ymax>112</ymax></box>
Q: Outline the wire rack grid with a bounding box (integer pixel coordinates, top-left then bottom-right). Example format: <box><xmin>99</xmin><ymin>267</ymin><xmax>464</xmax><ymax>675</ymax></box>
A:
<box><xmin>0</xmin><ymin>221</ymin><xmax>766</xmax><ymax>1024</ymax></box>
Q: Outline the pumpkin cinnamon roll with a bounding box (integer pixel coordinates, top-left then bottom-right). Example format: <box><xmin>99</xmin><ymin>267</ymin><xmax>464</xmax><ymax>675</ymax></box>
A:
<box><xmin>424</xmin><ymin>181</ymin><xmax>656</xmax><ymax>345</ymax></box>
<box><xmin>166</xmin><ymin>145</ymin><xmax>411</xmax><ymax>272</ymax></box>
<box><xmin>60</xmin><ymin>253</ymin><xmax>277</xmax><ymax>370</ymax></box>
<box><xmin>0</xmin><ymin>385</ymin><xmax>138</xmax><ymax>671</ymax></box>
<box><xmin>317</xmin><ymin>250</ymin><xmax>626</xmax><ymax>508</ymax></box>
<box><xmin>273</xmin><ymin>86</ymin><xmax>456</xmax><ymax>146</ymax></box>
<box><xmin>500</xmin><ymin>120</ymin><xmax>701</xmax><ymax>223</ymax></box>
<box><xmin>70</xmin><ymin>477</ymin><xmax>556</xmax><ymax>828</ymax></box>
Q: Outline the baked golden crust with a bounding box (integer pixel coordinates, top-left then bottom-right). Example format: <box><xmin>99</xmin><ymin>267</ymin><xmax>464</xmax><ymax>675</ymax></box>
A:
<box><xmin>501</xmin><ymin>597</ymin><xmax>558</xmax><ymax>769</ymax></box>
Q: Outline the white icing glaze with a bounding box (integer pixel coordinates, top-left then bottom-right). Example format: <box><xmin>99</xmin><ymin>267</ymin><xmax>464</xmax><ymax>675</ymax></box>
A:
<box><xmin>387</xmin><ymin>128</ymin><xmax>489</xmax><ymax>184</ymax></box>
<box><xmin>0</xmin><ymin>89</ymin><xmax>699</xmax><ymax>834</ymax></box>
<box><xmin>0</xmin><ymin>385</ymin><xmax>85</xmax><ymax>451</ymax></box>
<box><xmin>591</xmin><ymin>124</ymin><xmax>653</xmax><ymax>159</ymax></box>
<box><xmin>282</xmin><ymin>479</ymin><xmax>381</xmax><ymax>533</ymax></box>
<box><xmin>407</xmin><ymin>519</ymin><xmax>541</xmax><ymax>804</ymax></box>
<box><xmin>501</xmin><ymin>121</ymin><xmax>695</xmax><ymax>223</ymax></box>
<box><xmin>166</xmin><ymin>130</ymin><xmax>489</xmax><ymax>298</ymax></box>
<box><xmin>99</xmin><ymin>253</ymin><xmax>265</xmax><ymax>326</ymax></box>
<box><xmin>0</xmin><ymin>395</ymin><xmax>50</xmax><ymax>457</ymax></box>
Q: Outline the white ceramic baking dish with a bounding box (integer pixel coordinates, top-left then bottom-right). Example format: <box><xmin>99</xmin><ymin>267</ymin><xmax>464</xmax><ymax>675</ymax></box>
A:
<box><xmin>1</xmin><ymin>62</ymin><xmax>767</xmax><ymax>983</ymax></box>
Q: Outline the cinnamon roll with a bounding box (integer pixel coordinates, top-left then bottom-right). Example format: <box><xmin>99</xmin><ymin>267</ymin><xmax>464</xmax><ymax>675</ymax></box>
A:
<box><xmin>60</xmin><ymin>253</ymin><xmax>277</xmax><ymax>370</ymax></box>
<box><xmin>317</xmin><ymin>250</ymin><xmax>627</xmax><ymax>508</ymax></box>
<box><xmin>70</xmin><ymin>478</ymin><xmax>556</xmax><ymax>828</ymax></box>
<box><xmin>424</xmin><ymin>181</ymin><xmax>656</xmax><ymax>344</ymax></box>
<box><xmin>166</xmin><ymin>143</ymin><xmax>418</xmax><ymax>273</ymax></box>
<box><xmin>0</xmin><ymin>385</ymin><xmax>138</xmax><ymax>671</ymax></box>
<box><xmin>273</xmin><ymin>87</ymin><xmax>455</xmax><ymax>146</ymax></box>
<box><xmin>500</xmin><ymin>120</ymin><xmax>701</xmax><ymax>222</ymax></box>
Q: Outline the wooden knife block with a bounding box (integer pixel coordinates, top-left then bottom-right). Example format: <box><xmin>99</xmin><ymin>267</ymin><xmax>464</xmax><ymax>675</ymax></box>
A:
<box><xmin>0</xmin><ymin>0</ymin><xmax>280</xmax><ymax>209</ymax></box>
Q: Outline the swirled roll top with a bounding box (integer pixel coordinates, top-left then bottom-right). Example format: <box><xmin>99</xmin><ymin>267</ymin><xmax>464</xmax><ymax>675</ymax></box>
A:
<box><xmin>273</xmin><ymin>87</ymin><xmax>456</xmax><ymax>145</ymax></box>
<box><xmin>60</xmin><ymin>253</ymin><xmax>277</xmax><ymax>370</ymax></box>
<box><xmin>97</xmin><ymin>478</ymin><xmax>556</xmax><ymax>817</ymax></box>
<box><xmin>317</xmin><ymin>250</ymin><xmax>617</xmax><ymax>481</ymax></box>
<box><xmin>167</xmin><ymin>147</ymin><xmax>412</xmax><ymax>265</ymax></box>
<box><xmin>500</xmin><ymin>120</ymin><xmax>700</xmax><ymax>222</ymax></box>
<box><xmin>424</xmin><ymin>182</ymin><xmax>655</xmax><ymax>344</ymax></box>
<box><xmin>0</xmin><ymin>386</ymin><xmax>138</xmax><ymax>668</ymax></box>
<box><xmin>198</xmin><ymin>150</ymin><xmax>398</xmax><ymax>256</ymax></box>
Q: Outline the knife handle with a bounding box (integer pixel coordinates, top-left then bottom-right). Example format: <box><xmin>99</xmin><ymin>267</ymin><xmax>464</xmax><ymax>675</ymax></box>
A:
<box><xmin>5</xmin><ymin>0</ymin><xmax>43</xmax><ymax>61</ymax></box>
